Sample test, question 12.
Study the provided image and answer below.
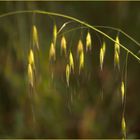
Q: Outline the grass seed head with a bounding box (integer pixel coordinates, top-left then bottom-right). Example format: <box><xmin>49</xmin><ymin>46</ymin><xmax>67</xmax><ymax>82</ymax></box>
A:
<box><xmin>114</xmin><ymin>50</ymin><xmax>120</xmax><ymax>69</ymax></box>
<box><xmin>77</xmin><ymin>40</ymin><xmax>83</xmax><ymax>57</ymax></box>
<box><xmin>33</xmin><ymin>25</ymin><xmax>39</xmax><ymax>50</ymax></box>
<box><xmin>86</xmin><ymin>32</ymin><xmax>92</xmax><ymax>52</ymax></box>
<box><xmin>114</xmin><ymin>36</ymin><xmax>120</xmax><ymax>69</ymax></box>
<box><xmin>100</xmin><ymin>48</ymin><xmax>104</xmax><ymax>70</ymax></box>
<box><xmin>79</xmin><ymin>51</ymin><xmax>84</xmax><ymax>74</ymax></box>
<box><xmin>49</xmin><ymin>42</ymin><xmax>56</xmax><ymax>61</ymax></box>
<box><xmin>115</xmin><ymin>36</ymin><xmax>120</xmax><ymax>54</ymax></box>
<box><xmin>61</xmin><ymin>35</ymin><xmax>67</xmax><ymax>55</ymax></box>
<box><xmin>28</xmin><ymin>49</ymin><xmax>34</xmax><ymax>66</ymax></box>
<box><xmin>69</xmin><ymin>51</ymin><xmax>74</xmax><ymax>72</ymax></box>
<box><xmin>28</xmin><ymin>63</ymin><xmax>33</xmax><ymax>87</ymax></box>
<box><xmin>102</xmin><ymin>41</ymin><xmax>106</xmax><ymax>54</ymax></box>
<box><xmin>66</xmin><ymin>64</ymin><xmax>70</xmax><ymax>87</ymax></box>
<box><xmin>121</xmin><ymin>81</ymin><xmax>125</xmax><ymax>103</ymax></box>
<box><xmin>122</xmin><ymin>117</ymin><xmax>126</xmax><ymax>138</ymax></box>
<box><xmin>100</xmin><ymin>42</ymin><xmax>106</xmax><ymax>71</ymax></box>
<box><xmin>53</xmin><ymin>24</ymin><xmax>57</xmax><ymax>46</ymax></box>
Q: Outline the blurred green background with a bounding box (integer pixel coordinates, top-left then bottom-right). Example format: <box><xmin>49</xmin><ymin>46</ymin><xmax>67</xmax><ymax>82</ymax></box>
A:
<box><xmin>0</xmin><ymin>1</ymin><xmax>140</xmax><ymax>138</ymax></box>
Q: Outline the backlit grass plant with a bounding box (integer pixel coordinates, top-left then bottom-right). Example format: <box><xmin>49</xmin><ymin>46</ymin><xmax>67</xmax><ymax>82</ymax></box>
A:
<box><xmin>0</xmin><ymin>10</ymin><xmax>140</xmax><ymax>139</ymax></box>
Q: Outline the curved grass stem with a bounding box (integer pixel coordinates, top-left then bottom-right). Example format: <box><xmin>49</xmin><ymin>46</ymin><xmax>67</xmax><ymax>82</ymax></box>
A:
<box><xmin>94</xmin><ymin>25</ymin><xmax>140</xmax><ymax>47</ymax></box>
<box><xmin>0</xmin><ymin>10</ymin><xmax>140</xmax><ymax>62</ymax></box>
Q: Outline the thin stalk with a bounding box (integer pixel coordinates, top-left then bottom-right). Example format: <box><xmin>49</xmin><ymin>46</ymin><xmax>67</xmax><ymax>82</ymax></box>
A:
<box><xmin>94</xmin><ymin>25</ymin><xmax>140</xmax><ymax>47</ymax></box>
<box><xmin>0</xmin><ymin>10</ymin><xmax>140</xmax><ymax>62</ymax></box>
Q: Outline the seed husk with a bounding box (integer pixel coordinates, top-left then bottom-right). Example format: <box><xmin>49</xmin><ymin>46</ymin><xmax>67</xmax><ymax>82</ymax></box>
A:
<box><xmin>86</xmin><ymin>32</ymin><xmax>92</xmax><ymax>52</ymax></box>
<box><xmin>33</xmin><ymin>25</ymin><xmax>39</xmax><ymax>50</ymax></box>
<box><xmin>66</xmin><ymin>64</ymin><xmax>70</xmax><ymax>87</ymax></box>
<box><xmin>61</xmin><ymin>35</ymin><xmax>67</xmax><ymax>55</ymax></box>
<box><xmin>49</xmin><ymin>42</ymin><xmax>56</xmax><ymax>61</ymax></box>
<box><xmin>79</xmin><ymin>51</ymin><xmax>84</xmax><ymax>74</ymax></box>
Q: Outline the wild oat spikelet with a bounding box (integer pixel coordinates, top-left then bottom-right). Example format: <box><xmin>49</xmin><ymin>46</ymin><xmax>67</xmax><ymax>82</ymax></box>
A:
<box><xmin>66</xmin><ymin>64</ymin><xmax>70</xmax><ymax>87</ymax></box>
<box><xmin>53</xmin><ymin>24</ymin><xmax>57</xmax><ymax>46</ymax></box>
<box><xmin>102</xmin><ymin>41</ymin><xmax>106</xmax><ymax>55</ymax></box>
<box><xmin>100</xmin><ymin>48</ymin><xmax>104</xmax><ymax>70</ymax></box>
<box><xmin>28</xmin><ymin>63</ymin><xmax>33</xmax><ymax>87</ymax></box>
<box><xmin>86</xmin><ymin>32</ymin><xmax>92</xmax><ymax>52</ymax></box>
<box><xmin>114</xmin><ymin>50</ymin><xmax>120</xmax><ymax>69</ymax></box>
<box><xmin>61</xmin><ymin>35</ymin><xmax>67</xmax><ymax>55</ymax></box>
<box><xmin>33</xmin><ymin>25</ymin><xmax>39</xmax><ymax>50</ymax></box>
<box><xmin>69</xmin><ymin>51</ymin><xmax>74</xmax><ymax>72</ymax></box>
<box><xmin>100</xmin><ymin>42</ymin><xmax>106</xmax><ymax>70</ymax></box>
<box><xmin>121</xmin><ymin>81</ymin><xmax>125</xmax><ymax>103</ymax></box>
<box><xmin>79</xmin><ymin>51</ymin><xmax>84</xmax><ymax>74</ymax></box>
<box><xmin>114</xmin><ymin>36</ymin><xmax>120</xmax><ymax>69</ymax></box>
<box><xmin>49</xmin><ymin>42</ymin><xmax>56</xmax><ymax>61</ymax></box>
<box><xmin>115</xmin><ymin>36</ymin><xmax>120</xmax><ymax>54</ymax></box>
<box><xmin>77</xmin><ymin>40</ymin><xmax>83</xmax><ymax>57</ymax></box>
<box><xmin>122</xmin><ymin>116</ymin><xmax>126</xmax><ymax>138</ymax></box>
<box><xmin>28</xmin><ymin>49</ymin><xmax>34</xmax><ymax>66</ymax></box>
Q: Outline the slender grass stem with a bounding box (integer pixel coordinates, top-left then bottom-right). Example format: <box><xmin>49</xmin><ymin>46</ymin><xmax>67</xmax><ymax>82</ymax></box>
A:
<box><xmin>94</xmin><ymin>25</ymin><xmax>140</xmax><ymax>47</ymax></box>
<box><xmin>58</xmin><ymin>26</ymin><xmax>87</xmax><ymax>37</ymax></box>
<box><xmin>0</xmin><ymin>10</ymin><xmax>140</xmax><ymax>62</ymax></box>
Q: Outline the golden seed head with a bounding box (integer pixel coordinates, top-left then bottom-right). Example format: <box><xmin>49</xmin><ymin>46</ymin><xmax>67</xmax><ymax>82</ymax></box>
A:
<box><xmin>28</xmin><ymin>63</ymin><xmax>33</xmax><ymax>87</ymax></box>
<box><xmin>122</xmin><ymin>117</ymin><xmax>126</xmax><ymax>135</ymax></box>
<box><xmin>100</xmin><ymin>48</ymin><xmax>104</xmax><ymax>70</ymax></box>
<box><xmin>86</xmin><ymin>32</ymin><xmax>92</xmax><ymax>52</ymax></box>
<box><xmin>114</xmin><ymin>36</ymin><xmax>120</xmax><ymax>69</ymax></box>
<box><xmin>77</xmin><ymin>40</ymin><xmax>83</xmax><ymax>56</ymax></box>
<box><xmin>33</xmin><ymin>25</ymin><xmax>39</xmax><ymax>50</ymax></box>
<box><xmin>69</xmin><ymin>51</ymin><xmax>74</xmax><ymax>72</ymax></box>
<box><xmin>114</xmin><ymin>50</ymin><xmax>120</xmax><ymax>69</ymax></box>
<box><xmin>49</xmin><ymin>42</ymin><xmax>56</xmax><ymax>61</ymax></box>
<box><xmin>115</xmin><ymin>36</ymin><xmax>120</xmax><ymax>54</ymax></box>
<box><xmin>79</xmin><ymin>51</ymin><xmax>84</xmax><ymax>73</ymax></box>
<box><xmin>66</xmin><ymin>64</ymin><xmax>70</xmax><ymax>87</ymax></box>
<box><xmin>53</xmin><ymin>24</ymin><xmax>57</xmax><ymax>45</ymax></box>
<box><xmin>121</xmin><ymin>81</ymin><xmax>125</xmax><ymax>103</ymax></box>
<box><xmin>100</xmin><ymin>42</ymin><xmax>106</xmax><ymax>71</ymax></box>
<box><xmin>28</xmin><ymin>49</ymin><xmax>34</xmax><ymax>66</ymax></box>
<box><xmin>61</xmin><ymin>35</ymin><xmax>67</xmax><ymax>55</ymax></box>
<box><xmin>102</xmin><ymin>41</ymin><xmax>106</xmax><ymax>54</ymax></box>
